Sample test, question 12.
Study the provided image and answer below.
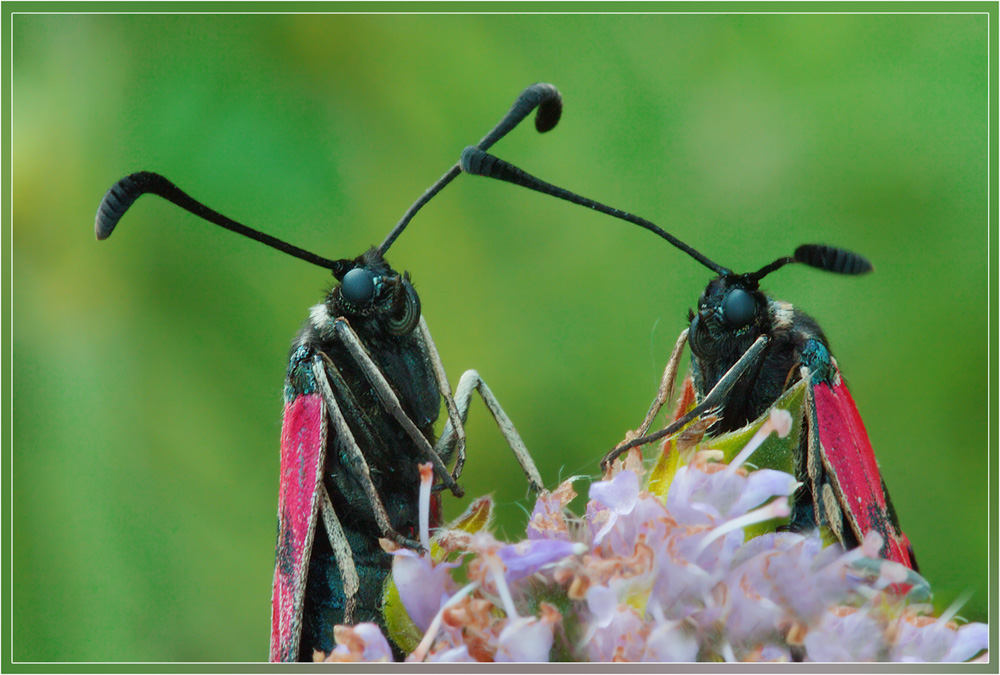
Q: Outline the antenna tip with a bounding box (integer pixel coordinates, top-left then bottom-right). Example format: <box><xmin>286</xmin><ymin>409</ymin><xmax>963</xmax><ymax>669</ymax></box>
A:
<box><xmin>95</xmin><ymin>172</ymin><xmax>161</xmax><ymax>241</ymax></box>
<box><xmin>530</xmin><ymin>83</ymin><xmax>562</xmax><ymax>133</ymax></box>
<box><xmin>95</xmin><ymin>201</ymin><xmax>120</xmax><ymax>240</ymax></box>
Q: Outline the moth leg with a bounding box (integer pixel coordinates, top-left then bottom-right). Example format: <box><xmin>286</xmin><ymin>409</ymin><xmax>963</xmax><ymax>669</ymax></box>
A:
<box><xmin>319</xmin><ymin>354</ymin><xmax>394</xmax><ymax>464</ymax></box>
<box><xmin>436</xmin><ymin>370</ymin><xmax>544</xmax><ymax>493</ymax></box>
<box><xmin>416</xmin><ymin>315</ymin><xmax>467</xmax><ymax>484</ymax></box>
<box><xmin>311</xmin><ymin>356</ymin><xmax>424</xmax><ymax>551</ymax></box>
<box><xmin>331</xmin><ymin>318</ymin><xmax>463</xmax><ymax>498</ymax></box>
<box><xmin>602</xmin><ymin>334</ymin><xmax>771</xmax><ymax>470</ymax></box>
<box><xmin>633</xmin><ymin>328</ymin><xmax>689</xmax><ymax>439</ymax></box>
<box><xmin>318</xmin><ymin>485</ymin><xmax>359</xmax><ymax>625</ymax></box>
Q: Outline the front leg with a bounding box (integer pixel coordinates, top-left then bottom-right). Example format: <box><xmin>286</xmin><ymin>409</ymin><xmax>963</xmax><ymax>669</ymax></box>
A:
<box><xmin>317</xmin><ymin>486</ymin><xmax>359</xmax><ymax>625</ymax></box>
<box><xmin>602</xmin><ymin>334</ymin><xmax>771</xmax><ymax>470</ymax></box>
<box><xmin>416</xmin><ymin>316</ymin><xmax>467</xmax><ymax>484</ymax></box>
<box><xmin>633</xmin><ymin>328</ymin><xmax>689</xmax><ymax>439</ymax></box>
<box><xmin>435</xmin><ymin>370</ymin><xmax>544</xmax><ymax>493</ymax></box>
<box><xmin>330</xmin><ymin>318</ymin><xmax>463</xmax><ymax>498</ymax></box>
<box><xmin>311</xmin><ymin>355</ymin><xmax>423</xmax><ymax>552</ymax></box>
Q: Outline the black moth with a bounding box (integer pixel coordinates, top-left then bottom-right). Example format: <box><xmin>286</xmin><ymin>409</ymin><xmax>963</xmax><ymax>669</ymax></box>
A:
<box><xmin>94</xmin><ymin>84</ymin><xmax>562</xmax><ymax>661</ymax></box>
<box><xmin>458</xmin><ymin>137</ymin><xmax>918</xmax><ymax>572</ymax></box>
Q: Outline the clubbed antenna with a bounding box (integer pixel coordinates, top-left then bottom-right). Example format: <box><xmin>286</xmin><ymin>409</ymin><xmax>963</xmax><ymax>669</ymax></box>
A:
<box><xmin>378</xmin><ymin>83</ymin><xmax>563</xmax><ymax>254</ymax></box>
<box><xmin>459</xmin><ymin>146</ymin><xmax>729</xmax><ymax>276</ymax></box>
<box><xmin>746</xmin><ymin>244</ymin><xmax>873</xmax><ymax>283</ymax></box>
<box><xmin>457</xmin><ymin>147</ymin><xmax>874</xmax><ymax>284</ymax></box>
<box><xmin>95</xmin><ymin>171</ymin><xmax>350</xmax><ymax>274</ymax></box>
<box><xmin>96</xmin><ymin>84</ymin><xmax>565</xmax><ymax>274</ymax></box>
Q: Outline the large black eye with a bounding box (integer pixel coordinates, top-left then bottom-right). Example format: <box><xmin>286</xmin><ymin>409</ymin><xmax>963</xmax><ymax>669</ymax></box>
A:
<box><xmin>340</xmin><ymin>268</ymin><xmax>375</xmax><ymax>306</ymax></box>
<box><xmin>722</xmin><ymin>288</ymin><xmax>756</xmax><ymax>327</ymax></box>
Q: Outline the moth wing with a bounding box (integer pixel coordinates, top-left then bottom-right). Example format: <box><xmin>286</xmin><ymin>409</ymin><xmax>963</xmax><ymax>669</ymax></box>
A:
<box><xmin>269</xmin><ymin>393</ymin><xmax>327</xmax><ymax>662</ymax></box>
<box><xmin>810</xmin><ymin>373</ymin><xmax>916</xmax><ymax>569</ymax></box>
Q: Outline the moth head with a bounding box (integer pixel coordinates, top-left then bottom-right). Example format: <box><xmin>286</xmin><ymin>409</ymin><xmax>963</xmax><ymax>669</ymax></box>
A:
<box><xmin>688</xmin><ymin>275</ymin><xmax>767</xmax><ymax>358</ymax></box>
<box><xmin>331</xmin><ymin>249</ymin><xmax>421</xmax><ymax>336</ymax></box>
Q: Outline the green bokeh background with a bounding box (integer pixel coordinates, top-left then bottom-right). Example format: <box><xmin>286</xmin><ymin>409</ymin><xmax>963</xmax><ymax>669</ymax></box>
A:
<box><xmin>11</xmin><ymin>10</ymin><xmax>989</xmax><ymax>662</ymax></box>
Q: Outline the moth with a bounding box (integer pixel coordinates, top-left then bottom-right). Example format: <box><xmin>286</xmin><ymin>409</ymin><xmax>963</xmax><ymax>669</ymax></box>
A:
<box><xmin>456</xmin><ymin>141</ymin><xmax>917</xmax><ymax>570</ymax></box>
<box><xmin>95</xmin><ymin>83</ymin><xmax>561</xmax><ymax>661</ymax></box>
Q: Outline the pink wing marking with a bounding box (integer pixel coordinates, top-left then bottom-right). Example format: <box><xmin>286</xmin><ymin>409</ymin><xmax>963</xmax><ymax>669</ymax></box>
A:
<box><xmin>269</xmin><ymin>393</ymin><xmax>327</xmax><ymax>662</ymax></box>
<box><xmin>813</xmin><ymin>378</ymin><xmax>914</xmax><ymax>569</ymax></box>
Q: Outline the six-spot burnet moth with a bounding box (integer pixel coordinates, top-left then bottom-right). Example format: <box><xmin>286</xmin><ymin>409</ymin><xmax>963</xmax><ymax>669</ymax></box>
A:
<box><xmin>94</xmin><ymin>84</ymin><xmax>562</xmax><ymax>661</ymax></box>
<box><xmin>456</xmin><ymin>141</ymin><xmax>917</xmax><ymax>572</ymax></box>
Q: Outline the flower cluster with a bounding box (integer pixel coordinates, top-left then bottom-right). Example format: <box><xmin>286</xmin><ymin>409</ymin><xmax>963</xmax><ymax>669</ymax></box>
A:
<box><xmin>317</xmin><ymin>411</ymin><xmax>988</xmax><ymax>663</ymax></box>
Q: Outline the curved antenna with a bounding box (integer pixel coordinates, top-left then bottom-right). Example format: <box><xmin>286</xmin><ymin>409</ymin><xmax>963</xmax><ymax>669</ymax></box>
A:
<box><xmin>475</xmin><ymin>82</ymin><xmax>562</xmax><ymax>150</ymax></box>
<box><xmin>458</xmin><ymin>146</ymin><xmax>728</xmax><ymax>276</ymax></box>
<box><xmin>378</xmin><ymin>83</ymin><xmax>563</xmax><ymax>255</ymax></box>
<box><xmin>95</xmin><ymin>171</ymin><xmax>350</xmax><ymax>274</ymax></box>
<box><xmin>458</xmin><ymin>147</ymin><xmax>875</xmax><ymax>283</ymax></box>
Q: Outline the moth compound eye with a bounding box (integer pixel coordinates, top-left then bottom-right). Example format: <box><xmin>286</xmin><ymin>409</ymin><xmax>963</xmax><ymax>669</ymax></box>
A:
<box><xmin>723</xmin><ymin>288</ymin><xmax>755</xmax><ymax>327</ymax></box>
<box><xmin>385</xmin><ymin>278</ymin><xmax>421</xmax><ymax>336</ymax></box>
<box><xmin>688</xmin><ymin>312</ymin><xmax>714</xmax><ymax>357</ymax></box>
<box><xmin>340</xmin><ymin>267</ymin><xmax>376</xmax><ymax>306</ymax></box>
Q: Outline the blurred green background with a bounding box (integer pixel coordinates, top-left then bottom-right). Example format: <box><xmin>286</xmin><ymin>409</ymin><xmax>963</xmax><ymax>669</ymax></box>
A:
<box><xmin>12</xmin><ymin>11</ymin><xmax>988</xmax><ymax>662</ymax></box>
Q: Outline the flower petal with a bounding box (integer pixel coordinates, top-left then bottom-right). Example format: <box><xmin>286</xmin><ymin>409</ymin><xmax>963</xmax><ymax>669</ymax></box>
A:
<box><xmin>496</xmin><ymin>617</ymin><xmax>554</xmax><ymax>662</ymax></box>
<box><xmin>497</xmin><ymin>538</ymin><xmax>583</xmax><ymax>583</ymax></box>
<box><xmin>944</xmin><ymin>623</ymin><xmax>989</xmax><ymax>662</ymax></box>
<box><xmin>589</xmin><ymin>469</ymin><xmax>640</xmax><ymax>514</ymax></box>
<box><xmin>642</xmin><ymin>619</ymin><xmax>699</xmax><ymax>662</ymax></box>
<box><xmin>730</xmin><ymin>469</ymin><xmax>800</xmax><ymax>516</ymax></box>
<box><xmin>392</xmin><ymin>553</ymin><xmax>456</xmax><ymax>632</ymax></box>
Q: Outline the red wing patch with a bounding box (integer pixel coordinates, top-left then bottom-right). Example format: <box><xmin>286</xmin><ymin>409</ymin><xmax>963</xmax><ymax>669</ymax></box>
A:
<box><xmin>270</xmin><ymin>393</ymin><xmax>327</xmax><ymax>662</ymax></box>
<box><xmin>673</xmin><ymin>375</ymin><xmax>697</xmax><ymax>421</ymax></box>
<box><xmin>813</xmin><ymin>377</ymin><xmax>915</xmax><ymax>569</ymax></box>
